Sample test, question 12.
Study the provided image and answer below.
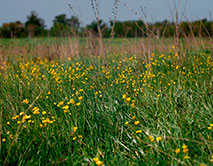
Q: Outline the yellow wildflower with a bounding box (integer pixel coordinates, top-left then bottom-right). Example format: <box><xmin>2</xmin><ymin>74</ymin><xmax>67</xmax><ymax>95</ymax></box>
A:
<box><xmin>93</xmin><ymin>158</ymin><xmax>99</xmax><ymax>162</ymax></box>
<box><xmin>125</xmin><ymin>121</ymin><xmax>129</xmax><ymax>125</ymax></box>
<box><xmin>32</xmin><ymin>107</ymin><xmax>40</xmax><ymax>114</ymax></box>
<box><xmin>123</xmin><ymin>94</ymin><xmax>127</xmax><ymax>99</ymax></box>
<box><xmin>78</xmin><ymin>96</ymin><xmax>83</xmax><ymax>100</ymax></box>
<box><xmin>42</xmin><ymin>111</ymin><xmax>46</xmax><ymax>115</ymax></box>
<box><xmin>156</xmin><ymin>137</ymin><xmax>162</xmax><ymax>141</ymax></box>
<box><xmin>73</xmin><ymin>127</ymin><xmax>77</xmax><ymax>132</ymax></box>
<box><xmin>62</xmin><ymin>105</ymin><xmax>69</xmax><ymax>110</ymax></box>
<box><xmin>182</xmin><ymin>144</ymin><xmax>187</xmax><ymax>149</ymax></box>
<box><xmin>126</xmin><ymin>97</ymin><xmax>131</xmax><ymax>102</ymax></box>
<box><xmin>184</xmin><ymin>155</ymin><xmax>190</xmax><ymax>159</ymax></box>
<box><xmin>149</xmin><ymin>136</ymin><xmax>154</xmax><ymax>142</ymax></box>
<box><xmin>136</xmin><ymin>130</ymin><xmax>142</xmax><ymax>134</ymax></box>
<box><xmin>76</xmin><ymin>102</ymin><xmax>80</xmax><ymax>106</ymax></box>
<box><xmin>23</xmin><ymin>99</ymin><xmax>29</xmax><ymax>104</ymax></box>
<box><xmin>19</xmin><ymin>112</ymin><xmax>25</xmax><ymax>116</ymax></box>
<box><xmin>175</xmin><ymin>148</ymin><xmax>180</xmax><ymax>154</ymax></box>
<box><xmin>96</xmin><ymin>161</ymin><xmax>103</xmax><ymax>165</ymax></box>
<box><xmin>183</xmin><ymin>148</ymin><xmax>188</xmax><ymax>153</ymax></box>
<box><xmin>78</xmin><ymin>135</ymin><xmax>83</xmax><ymax>139</ymax></box>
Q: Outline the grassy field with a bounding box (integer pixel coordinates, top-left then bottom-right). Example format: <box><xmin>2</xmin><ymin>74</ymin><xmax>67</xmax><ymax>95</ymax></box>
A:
<box><xmin>0</xmin><ymin>37</ymin><xmax>135</xmax><ymax>47</ymax></box>
<box><xmin>0</xmin><ymin>38</ymin><xmax>213</xmax><ymax>165</ymax></box>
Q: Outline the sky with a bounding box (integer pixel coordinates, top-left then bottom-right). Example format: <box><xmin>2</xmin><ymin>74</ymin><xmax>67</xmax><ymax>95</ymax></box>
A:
<box><xmin>0</xmin><ymin>0</ymin><xmax>212</xmax><ymax>28</ymax></box>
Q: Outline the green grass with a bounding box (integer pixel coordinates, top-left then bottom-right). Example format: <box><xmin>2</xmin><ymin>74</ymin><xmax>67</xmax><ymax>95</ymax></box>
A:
<box><xmin>0</xmin><ymin>48</ymin><xmax>212</xmax><ymax>165</ymax></box>
<box><xmin>0</xmin><ymin>37</ymin><xmax>135</xmax><ymax>47</ymax></box>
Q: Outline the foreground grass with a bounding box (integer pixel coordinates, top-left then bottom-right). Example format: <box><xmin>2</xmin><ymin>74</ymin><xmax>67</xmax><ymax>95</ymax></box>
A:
<box><xmin>0</xmin><ymin>48</ymin><xmax>212</xmax><ymax>165</ymax></box>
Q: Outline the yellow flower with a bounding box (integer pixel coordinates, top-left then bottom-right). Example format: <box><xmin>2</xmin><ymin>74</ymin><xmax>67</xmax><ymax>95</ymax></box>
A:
<box><xmin>76</xmin><ymin>102</ymin><xmax>80</xmax><ymax>106</ymax></box>
<box><xmin>22</xmin><ymin>115</ymin><xmax>31</xmax><ymax>122</ymax></box>
<box><xmin>42</xmin><ymin>118</ymin><xmax>51</xmax><ymax>124</ymax></box>
<box><xmin>62</xmin><ymin>105</ymin><xmax>69</xmax><ymax>110</ymax></box>
<box><xmin>78</xmin><ymin>96</ymin><xmax>83</xmax><ymax>100</ymax></box>
<box><xmin>125</xmin><ymin>121</ymin><xmax>129</xmax><ymax>125</ymax></box>
<box><xmin>134</xmin><ymin>121</ymin><xmax>140</xmax><ymax>125</ymax></box>
<box><xmin>73</xmin><ymin>137</ymin><xmax>77</xmax><ymax>140</ymax></box>
<box><xmin>136</xmin><ymin>130</ymin><xmax>142</xmax><ymax>134</ymax></box>
<box><xmin>2</xmin><ymin>138</ymin><xmax>6</xmax><ymax>142</ymax></box>
<box><xmin>42</xmin><ymin>111</ymin><xmax>46</xmax><ymax>115</ymax></box>
<box><xmin>182</xmin><ymin>144</ymin><xmax>187</xmax><ymax>149</ymax></box>
<box><xmin>93</xmin><ymin>158</ymin><xmax>99</xmax><ymax>162</ymax></box>
<box><xmin>19</xmin><ymin>112</ymin><xmax>25</xmax><ymax>116</ymax></box>
<box><xmin>73</xmin><ymin>127</ymin><xmax>77</xmax><ymax>132</ymax></box>
<box><xmin>184</xmin><ymin>155</ymin><xmax>190</xmax><ymax>159</ymax></box>
<box><xmin>57</xmin><ymin>101</ymin><xmax>64</xmax><ymax>107</ymax></box>
<box><xmin>7</xmin><ymin>122</ymin><xmax>10</xmax><ymax>125</ymax></box>
<box><xmin>23</xmin><ymin>99</ymin><xmax>29</xmax><ymax>104</ymax></box>
<box><xmin>175</xmin><ymin>148</ymin><xmax>180</xmax><ymax>154</ymax></box>
<box><xmin>40</xmin><ymin>124</ymin><xmax>43</xmax><ymax>128</ymax></box>
<box><xmin>149</xmin><ymin>136</ymin><xmax>154</xmax><ymax>142</ymax></box>
<box><xmin>69</xmin><ymin>99</ymin><xmax>75</xmax><ymax>104</ymax></box>
<box><xmin>32</xmin><ymin>107</ymin><xmax>40</xmax><ymax>114</ymax></box>
<box><xmin>126</xmin><ymin>97</ymin><xmax>131</xmax><ymax>102</ymax></box>
<box><xmin>78</xmin><ymin>135</ymin><xmax>83</xmax><ymax>139</ymax></box>
<box><xmin>122</xmin><ymin>94</ymin><xmax>127</xmax><ymax>99</ymax></box>
<box><xmin>156</xmin><ymin>137</ymin><xmax>162</xmax><ymax>141</ymax></box>
<box><xmin>183</xmin><ymin>148</ymin><xmax>188</xmax><ymax>153</ymax></box>
<box><xmin>208</xmin><ymin>127</ymin><xmax>212</xmax><ymax>130</ymax></box>
<box><xmin>96</xmin><ymin>161</ymin><xmax>103</xmax><ymax>165</ymax></box>
<box><xmin>210</xmin><ymin>124</ymin><xmax>213</xmax><ymax>127</ymax></box>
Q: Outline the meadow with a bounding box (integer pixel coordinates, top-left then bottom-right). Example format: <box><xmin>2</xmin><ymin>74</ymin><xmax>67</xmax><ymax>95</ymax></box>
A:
<box><xmin>0</xmin><ymin>37</ymin><xmax>212</xmax><ymax>165</ymax></box>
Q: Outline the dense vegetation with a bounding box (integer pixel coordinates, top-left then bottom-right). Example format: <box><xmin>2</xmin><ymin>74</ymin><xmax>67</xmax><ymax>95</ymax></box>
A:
<box><xmin>0</xmin><ymin>11</ymin><xmax>212</xmax><ymax>38</ymax></box>
<box><xmin>0</xmin><ymin>41</ymin><xmax>212</xmax><ymax>165</ymax></box>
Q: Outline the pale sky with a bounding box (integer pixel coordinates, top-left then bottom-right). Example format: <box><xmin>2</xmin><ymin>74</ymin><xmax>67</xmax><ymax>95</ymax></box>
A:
<box><xmin>0</xmin><ymin>0</ymin><xmax>212</xmax><ymax>28</ymax></box>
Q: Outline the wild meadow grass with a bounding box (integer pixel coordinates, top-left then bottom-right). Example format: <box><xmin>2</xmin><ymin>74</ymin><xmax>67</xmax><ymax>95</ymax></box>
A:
<box><xmin>0</xmin><ymin>45</ymin><xmax>212</xmax><ymax>165</ymax></box>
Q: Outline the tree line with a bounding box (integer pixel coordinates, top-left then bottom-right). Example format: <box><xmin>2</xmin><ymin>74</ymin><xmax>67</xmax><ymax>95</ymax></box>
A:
<box><xmin>0</xmin><ymin>11</ymin><xmax>212</xmax><ymax>38</ymax></box>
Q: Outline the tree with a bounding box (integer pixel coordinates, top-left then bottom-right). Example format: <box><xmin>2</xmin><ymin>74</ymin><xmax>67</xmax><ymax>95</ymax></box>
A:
<box><xmin>53</xmin><ymin>14</ymin><xmax>80</xmax><ymax>28</ymax></box>
<box><xmin>53</xmin><ymin>14</ymin><xmax>67</xmax><ymax>25</ymax></box>
<box><xmin>25</xmin><ymin>11</ymin><xmax>46</xmax><ymax>38</ymax></box>
<box><xmin>67</xmin><ymin>16</ymin><xmax>80</xmax><ymax>29</ymax></box>
<box><xmin>51</xmin><ymin>14</ymin><xmax>80</xmax><ymax>37</ymax></box>
<box><xmin>25</xmin><ymin>11</ymin><xmax>45</xmax><ymax>28</ymax></box>
<box><xmin>86</xmin><ymin>20</ymin><xmax>109</xmax><ymax>37</ymax></box>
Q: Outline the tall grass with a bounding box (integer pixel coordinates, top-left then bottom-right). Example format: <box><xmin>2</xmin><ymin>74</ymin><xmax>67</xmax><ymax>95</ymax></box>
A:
<box><xmin>0</xmin><ymin>45</ymin><xmax>212</xmax><ymax>165</ymax></box>
<box><xmin>0</xmin><ymin>0</ymin><xmax>213</xmax><ymax>165</ymax></box>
